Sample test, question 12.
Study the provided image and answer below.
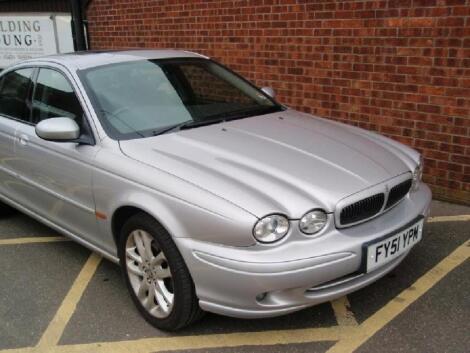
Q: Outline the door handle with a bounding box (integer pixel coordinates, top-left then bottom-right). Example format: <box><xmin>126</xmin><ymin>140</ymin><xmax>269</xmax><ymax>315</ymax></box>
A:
<box><xmin>18</xmin><ymin>134</ymin><xmax>29</xmax><ymax>146</ymax></box>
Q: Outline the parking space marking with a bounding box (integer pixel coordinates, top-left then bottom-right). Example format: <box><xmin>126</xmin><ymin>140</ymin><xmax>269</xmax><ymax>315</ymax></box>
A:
<box><xmin>0</xmin><ymin>236</ymin><xmax>70</xmax><ymax>246</ymax></box>
<box><xmin>331</xmin><ymin>296</ymin><xmax>358</xmax><ymax>327</ymax></box>
<box><xmin>427</xmin><ymin>214</ymin><xmax>470</xmax><ymax>223</ymax></box>
<box><xmin>36</xmin><ymin>253</ymin><xmax>102</xmax><ymax>349</ymax></box>
<box><xmin>5</xmin><ymin>239</ymin><xmax>467</xmax><ymax>353</ymax></box>
<box><xmin>326</xmin><ymin>239</ymin><xmax>470</xmax><ymax>353</ymax></box>
<box><xmin>0</xmin><ymin>213</ymin><xmax>468</xmax><ymax>353</ymax></box>
<box><xmin>2</xmin><ymin>327</ymin><xmax>357</xmax><ymax>353</ymax></box>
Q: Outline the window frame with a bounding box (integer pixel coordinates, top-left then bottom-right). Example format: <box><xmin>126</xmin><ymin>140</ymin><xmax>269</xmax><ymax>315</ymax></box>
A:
<box><xmin>0</xmin><ymin>63</ymin><xmax>96</xmax><ymax>146</ymax></box>
<box><xmin>0</xmin><ymin>66</ymin><xmax>36</xmax><ymax>125</ymax></box>
<box><xmin>77</xmin><ymin>57</ymin><xmax>284</xmax><ymax>141</ymax></box>
<box><xmin>32</xmin><ymin>67</ymin><xmax>85</xmax><ymax>125</ymax></box>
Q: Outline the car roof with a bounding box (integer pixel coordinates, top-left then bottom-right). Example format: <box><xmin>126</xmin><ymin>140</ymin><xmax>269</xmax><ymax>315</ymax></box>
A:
<box><xmin>17</xmin><ymin>49</ymin><xmax>208</xmax><ymax>70</ymax></box>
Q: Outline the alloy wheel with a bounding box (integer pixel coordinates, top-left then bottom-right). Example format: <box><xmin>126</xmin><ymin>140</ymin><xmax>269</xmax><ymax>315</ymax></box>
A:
<box><xmin>125</xmin><ymin>229</ymin><xmax>174</xmax><ymax>318</ymax></box>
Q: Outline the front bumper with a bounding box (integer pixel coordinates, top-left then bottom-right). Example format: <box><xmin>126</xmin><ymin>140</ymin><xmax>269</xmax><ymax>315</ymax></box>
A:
<box><xmin>175</xmin><ymin>183</ymin><xmax>432</xmax><ymax>319</ymax></box>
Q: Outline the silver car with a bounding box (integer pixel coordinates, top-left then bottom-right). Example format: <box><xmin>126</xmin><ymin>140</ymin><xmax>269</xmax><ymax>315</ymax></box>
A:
<box><xmin>0</xmin><ymin>50</ymin><xmax>431</xmax><ymax>330</ymax></box>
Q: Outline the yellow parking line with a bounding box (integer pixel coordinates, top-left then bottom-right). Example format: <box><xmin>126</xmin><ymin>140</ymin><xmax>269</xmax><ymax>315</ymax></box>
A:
<box><xmin>0</xmin><ymin>349</ymin><xmax>35</xmax><ymax>353</ymax></box>
<box><xmin>331</xmin><ymin>296</ymin><xmax>358</xmax><ymax>327</ymax></box>
<box><xmin>36</xmin><ymin>253</ymin><xmax>102</xmax><ymax>349</ymax></box>
<box><xmin>0</xmin><ymin>214</ymin><xmax>468</xmax><ymax>353</ymax></box>
<box><xmin>326</xmin><ymin>239</ymin><xmax>470</xmax><ymax>353</ymax></box>
<box><xmin>0</xmin><ymin>236</ymin><xmax>70</xmax><ymax>246</ymax></box>
<box><xmin>427</xmin><ymin>215</ymin><xmax>470</xmax><ymax>223</ymax></box>
<box><xmin>1</xmin><ymin>327</ymin><xmax>357</xmax><ymax>353</ymax></box>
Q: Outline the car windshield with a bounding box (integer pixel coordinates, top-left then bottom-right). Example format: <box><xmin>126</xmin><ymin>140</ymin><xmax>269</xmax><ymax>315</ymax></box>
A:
<box><xmin>79</xmin><ymin>58</ymin><xmax>283</xmax><ymax>140</ymax></box>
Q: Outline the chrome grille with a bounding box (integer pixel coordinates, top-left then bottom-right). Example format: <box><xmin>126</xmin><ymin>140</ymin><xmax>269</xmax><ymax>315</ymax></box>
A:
<box><xmin>385</xmin><ymin>179</ymin><xmax>412</xmax><ymax>209</ymax></box>
<box><xmin>336</xmin><ymin>174</ymin><xmax>414</xmax><ymax>228</ymax></box>
<box><xmin>339</xmin><ymin>193</ymin><xmax>385</xmax><ymax>226</ymax></box>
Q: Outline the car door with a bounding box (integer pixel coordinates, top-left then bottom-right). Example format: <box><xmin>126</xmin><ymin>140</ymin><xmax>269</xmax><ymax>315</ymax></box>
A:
<box><xmin>0</xmin><ymin>67</ymin><xmax>34</xmax><ymax>203</ymax></box>
<box><xmin>13</xmin><ymin>66</ymin><xmax>100</xmax><ymax>242</ymax></box>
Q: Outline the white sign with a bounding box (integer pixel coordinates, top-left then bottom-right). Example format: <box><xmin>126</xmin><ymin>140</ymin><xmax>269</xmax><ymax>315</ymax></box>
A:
<box><xmin>0</xmin><ymin>14</ymin><xmax>74</xmax><ymax>68</ymax></box>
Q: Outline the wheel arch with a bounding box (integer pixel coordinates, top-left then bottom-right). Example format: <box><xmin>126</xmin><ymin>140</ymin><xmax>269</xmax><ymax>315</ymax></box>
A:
<box><xmin>112</xmin><ymin>205</ymin><xmax>141</xmax><ymax>247</ymax></box>
<box><xmin>111</xmin><ymin>204</ymin><xmax>177</xmax><ymax>252</ymax></box>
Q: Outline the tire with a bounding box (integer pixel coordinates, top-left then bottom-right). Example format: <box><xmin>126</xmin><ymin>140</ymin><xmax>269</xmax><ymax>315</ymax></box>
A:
<box><xmin>118</xmin><ymin>212</ymin><xmax>204</xmax><ymax>330</ymax></box>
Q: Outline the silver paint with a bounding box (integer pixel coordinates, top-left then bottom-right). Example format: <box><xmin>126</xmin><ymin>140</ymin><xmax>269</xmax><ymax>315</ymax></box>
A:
<box><xmin>0</xmin><ymin>50</ymin><xmax>432</xmax><ymax>319</ymax></box>
<box><xmin>35</xmin><ymin>117</ymin><xmax>80</xmax><ymax>141</ymax></box>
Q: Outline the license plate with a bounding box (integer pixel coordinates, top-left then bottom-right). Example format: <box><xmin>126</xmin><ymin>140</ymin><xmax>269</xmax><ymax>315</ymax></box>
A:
<box><xmin>365</xmin><ymin>218</ymin><xmax>424</xmax><ymax>273</ymax></box>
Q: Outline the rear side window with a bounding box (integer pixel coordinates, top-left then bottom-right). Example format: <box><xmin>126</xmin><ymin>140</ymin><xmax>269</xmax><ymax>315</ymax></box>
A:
<box><xmin>0</xmin><ymin>68</ymin><xmax>34</xmax><ymax>122</ymax></box>
<box><xmin>32</xmin><ymin>68</ymin><xmax>84</xmax><ymax>125</ymax></box>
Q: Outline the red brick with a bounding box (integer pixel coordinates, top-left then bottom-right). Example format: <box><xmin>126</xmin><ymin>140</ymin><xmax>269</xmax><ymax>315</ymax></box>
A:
<box><xmin>437</xmin><ymin>17</ymin><xmax>465</xmax><ymax>27</ymax></box>
<box><xmin>437</xmin><ymin>161</ymin><xmax>463</xmax><ymax>173</ymax></box>
<box><xmin>415</xmin><ymin>139</ymin><xmax>440</xmax><ymax>150</ymax></box>
<box><xmin>451</xmin><ymin>155</ymin><xmax>470</xmax><ymax>166</ymax></box>
<box><xmin>419</xmin><ymin>86</ymin><xmax>446</xmax><ymax>95</ymax></box>
<box><xmin>426</xmin><ymin>167</ymin><xmax>448</xmax><ymax>178</ymax></box>
<box><xmin>86</xmin><ymin>0</ymin><xmax>470</xmax><ymax>204</ymax></box>
<box><xmin>440</xmin><ymin>143</ymin><xmax>465</xmax><ymax>154</ymax></box>
<box><xmin>452</xmin><ymin>136</ymin><xmax>470</xmax><ymax>146</ymax></box>
<box><xmin>427</xmin><ymin>132</ymin><xmax>453</xmax><ymax>143</ymax></box>
<box><xmin>417</xmin><ymin>104</ymin><xmax>441</xmax><ymax>114</ymax></box>
<box><xmin>455</xmin><ymin>117</ymin><xmax>470</xmax><ymax>127</ymax></box>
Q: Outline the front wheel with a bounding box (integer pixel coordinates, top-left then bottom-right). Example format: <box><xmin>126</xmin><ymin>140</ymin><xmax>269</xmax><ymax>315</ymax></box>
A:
<box><xmin>118</xmin><ymin>213</ymin><xmax>203</xmax><ymax>330</ymax></box>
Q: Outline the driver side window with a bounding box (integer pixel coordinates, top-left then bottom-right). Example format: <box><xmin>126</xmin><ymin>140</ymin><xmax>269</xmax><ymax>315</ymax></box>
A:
<box><xmin>32</xmin><ymin>69</ymin><xmax>84</xmax><ymax>126</ymax></box>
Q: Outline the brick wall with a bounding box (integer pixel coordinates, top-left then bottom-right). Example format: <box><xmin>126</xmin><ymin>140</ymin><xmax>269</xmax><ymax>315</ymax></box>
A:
<box><xmin>86</xmin><ymin>0</ymin><xmax>470</xmax><ymax>204</ymax></box>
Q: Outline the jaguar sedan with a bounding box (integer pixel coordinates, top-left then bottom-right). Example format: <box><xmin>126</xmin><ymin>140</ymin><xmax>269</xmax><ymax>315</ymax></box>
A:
<box><xmin>0</xmin><ymin>50</ymin><xmax>431</xmax><ymax>330</ymax></box>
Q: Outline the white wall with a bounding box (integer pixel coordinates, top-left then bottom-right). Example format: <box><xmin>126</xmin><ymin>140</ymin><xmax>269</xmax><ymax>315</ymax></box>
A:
<box><xmin>0</xmin><ymin>13</ymin><xmax>74</xmax><ymax>68</ymax></box>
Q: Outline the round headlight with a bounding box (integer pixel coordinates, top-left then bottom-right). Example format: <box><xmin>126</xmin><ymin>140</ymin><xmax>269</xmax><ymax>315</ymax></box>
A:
<box><xmin>253</xmin><ymin>215</ymin><xmax>289</xmax><ymax>243</ymax></box>
<box><xmin>299</xmin><ymin>210</ymin><xmax>327</xmax><ymax>235</ymax></box>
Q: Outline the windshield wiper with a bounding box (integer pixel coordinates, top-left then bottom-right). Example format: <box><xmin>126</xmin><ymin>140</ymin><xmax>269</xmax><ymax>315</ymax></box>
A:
<box><xmin>152</xmin><ymin>118</ymin><xmax>224</xmax><ymax>136</ymax></box>
<box><xmin>152</xmin><ymin>105</ymin><xmax>283</xmax><ymax>137</ymax></box>
<box><xmin>204</xmin><ymin>105</ymin><xmax>283</xmax><ymax>122</ymax></box>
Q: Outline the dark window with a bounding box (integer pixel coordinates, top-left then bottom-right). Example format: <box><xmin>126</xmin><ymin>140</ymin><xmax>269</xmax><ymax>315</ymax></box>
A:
<box><xmin>0</xmin><ymin>68</ymin><xmax>34</xmax><ymax>122</ymax></box>
<box><xmin>179</xmin><ymin>64</ymin><xmax>253</xmax><ymax>105</ymax></box>
<box><xmin>32</xmin><ymin>69</ymin><xmax>84</xmax><ymax>125</ymax></box>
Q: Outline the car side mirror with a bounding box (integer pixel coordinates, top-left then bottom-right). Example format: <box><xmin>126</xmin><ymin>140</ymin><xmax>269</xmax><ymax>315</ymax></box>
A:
<box><xmin>35</xmin><ymin>117</ymin><xmax>80</xmax><ymax>142</ymax></box>
<box><xmin>261</xmin><ymin>86</ymin><xmax>276</xmax><ymax>99</ymax></box>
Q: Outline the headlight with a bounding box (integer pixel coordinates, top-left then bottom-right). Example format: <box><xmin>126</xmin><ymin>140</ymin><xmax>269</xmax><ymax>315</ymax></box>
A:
<box><xmin>411</xmin><ymin>156</ymin><xmax>423</xmax><ymax>191</ymax></box>
<box><xmin>253</xmin><ymin>214</ymin><xmax>289</xmax><ymax>243</ymax></box>
<box><xmin>299</xmin><ymin>209</ymin><xmax>328</xmax><ymax>235</ymax></box>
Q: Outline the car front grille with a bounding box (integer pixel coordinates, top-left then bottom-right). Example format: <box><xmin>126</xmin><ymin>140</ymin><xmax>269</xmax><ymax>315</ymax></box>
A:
<box><xmin>339</xmin><ymin>193</ymin><xmax>385</xmax><ymax>226</ymax></box>
<box><xmin>337</xmin><ymin>176</ymin><xmax>414</xmax><ymax>228</ymax></box>
<box><xmin>385</xmin><ymin>179</ymin><xmax>412</xmax><ymax>209</ymax></box>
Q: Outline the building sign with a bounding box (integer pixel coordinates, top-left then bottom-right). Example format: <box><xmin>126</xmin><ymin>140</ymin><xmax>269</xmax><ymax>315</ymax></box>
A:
<box><xmin>0</xmin><ymin>14</ymin><xmax>74</xmax><ymax>68</ymax></box>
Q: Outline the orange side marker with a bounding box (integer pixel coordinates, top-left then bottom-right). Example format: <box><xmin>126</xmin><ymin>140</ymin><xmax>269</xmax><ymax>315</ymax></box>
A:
<box><xmin>95</xmin><ymin>211</ymin><xmax>107</xmax><ymax>220</ymax></box>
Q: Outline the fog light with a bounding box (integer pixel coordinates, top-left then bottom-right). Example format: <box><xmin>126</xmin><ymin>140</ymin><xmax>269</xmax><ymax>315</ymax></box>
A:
<box><xmin>256</xmin><ymin>292</ymin><xmax>267</xmax><ymax>302</ymax></box>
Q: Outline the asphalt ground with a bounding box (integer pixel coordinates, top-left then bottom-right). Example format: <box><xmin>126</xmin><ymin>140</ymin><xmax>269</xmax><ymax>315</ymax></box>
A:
<box><xmin>0</xmin><ymin>200</ymin><xmax>468</xmax><ymax>353</ymax></box>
